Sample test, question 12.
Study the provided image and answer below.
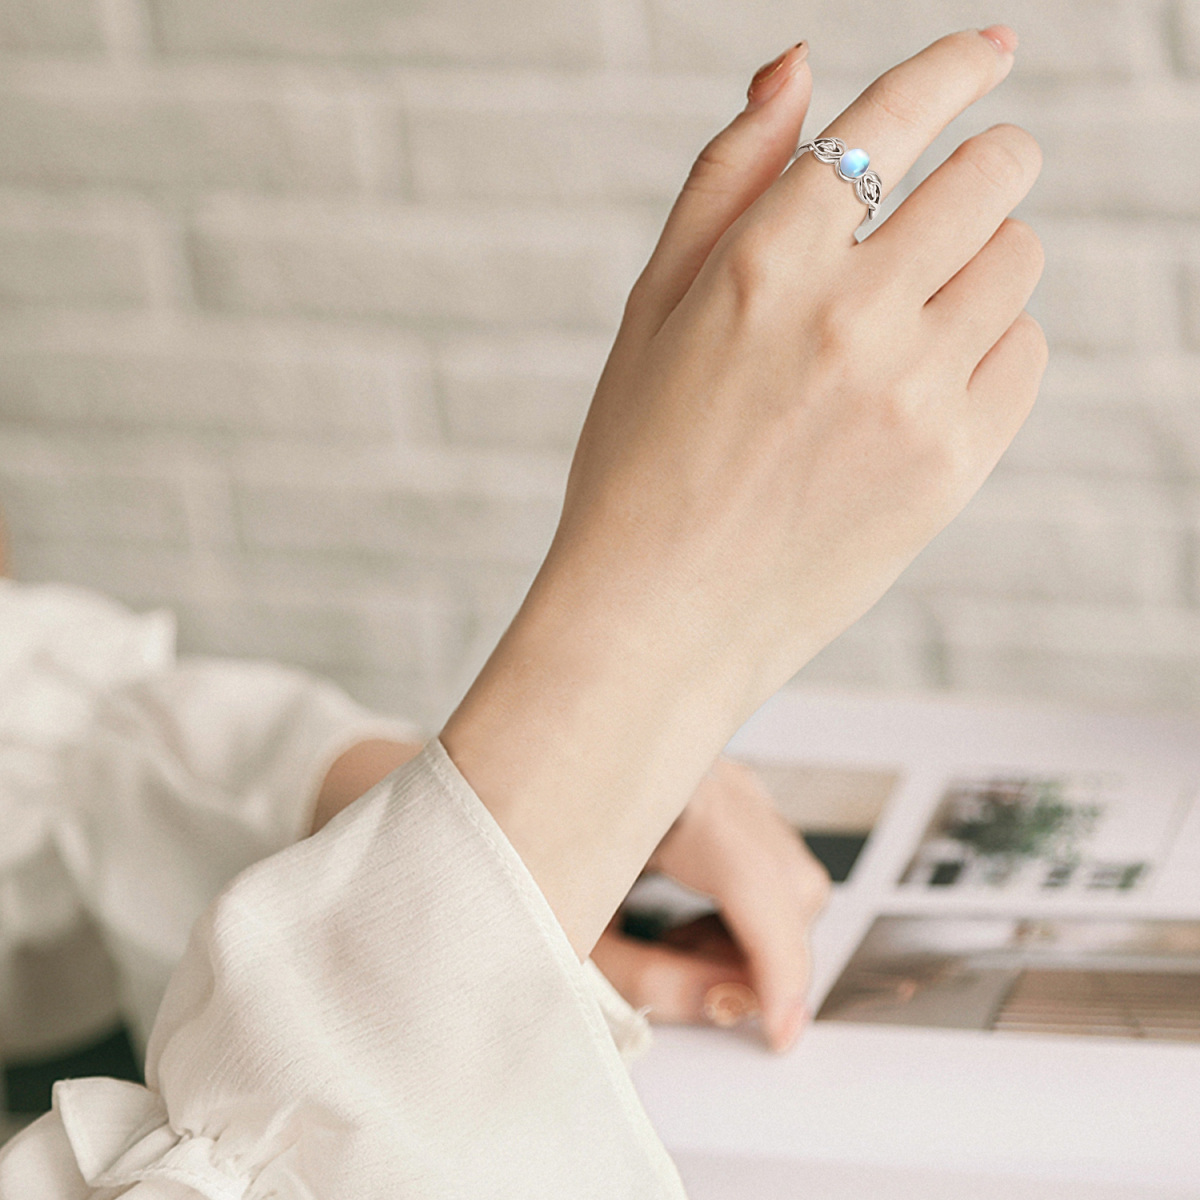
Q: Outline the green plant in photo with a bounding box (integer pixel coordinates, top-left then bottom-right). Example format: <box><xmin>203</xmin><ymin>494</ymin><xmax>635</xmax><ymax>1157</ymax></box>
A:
<box><xmin>943</xmin><ymin>778</ymin><xmax>1101</xmax><ymax>867</ymax></box>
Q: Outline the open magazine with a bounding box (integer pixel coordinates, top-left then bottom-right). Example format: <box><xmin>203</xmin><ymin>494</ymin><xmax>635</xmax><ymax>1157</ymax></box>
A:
<box><xmin>627</xmin><ymin>689</ymin><xmax>1200</xmax><ymax>1199</ymax></box>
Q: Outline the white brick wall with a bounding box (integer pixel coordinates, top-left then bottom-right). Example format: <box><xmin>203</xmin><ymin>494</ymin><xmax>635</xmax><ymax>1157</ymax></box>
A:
<box><xmin>2</xmin><ymin>0</ymin><xmax>1199</xmax><ymax>728</ymax></box>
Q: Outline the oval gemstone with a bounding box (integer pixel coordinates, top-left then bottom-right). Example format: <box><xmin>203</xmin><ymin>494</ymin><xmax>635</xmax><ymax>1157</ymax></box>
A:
<box><xmin>839</xmin><ymin>148</ymin><xmax>870</xmax><ymax>179</ymax></box>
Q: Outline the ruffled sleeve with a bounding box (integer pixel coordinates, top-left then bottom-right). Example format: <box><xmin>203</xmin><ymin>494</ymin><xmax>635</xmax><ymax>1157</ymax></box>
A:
<box><xmin>0</xmin><ymin>741</ymin><xmax>686</xmax><ymax>1199</ymax></box>
<box><xmin>57</xmin><ymin>654</ymin><xmax>422</xmax><ymax>1050</ymax></box>
<box><xmin>0</xmin><ymin>580</ymin><xmax>175</xmax><ymax>1059</ymax></box>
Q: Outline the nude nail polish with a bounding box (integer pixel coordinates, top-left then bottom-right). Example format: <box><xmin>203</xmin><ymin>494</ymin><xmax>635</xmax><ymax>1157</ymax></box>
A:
<box><xmin>774</xmin><ymin>1002</ymin><xmax>810</xmax><ymax>1053</ymax></box>
<box><xmin>980</xmin><ymin>24</ymin><xmax>1018</xmax><ymax>54</ymax></box>
<box><xmin>745</xmin><ymin>42</ymin><xmax>807</xmax><ymax>111</ymax></box>
<box><xmin>703</xmin><ymin>982</ymin><xmax>760</xmax><ymax>1027</ymax></box>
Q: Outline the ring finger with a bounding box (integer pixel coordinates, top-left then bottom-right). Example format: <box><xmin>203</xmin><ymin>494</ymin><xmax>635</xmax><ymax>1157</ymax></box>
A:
<box><xmin>750</xmin><ymin>27</ymin><xmax>1019</xmax><ymax>247</ymax></box>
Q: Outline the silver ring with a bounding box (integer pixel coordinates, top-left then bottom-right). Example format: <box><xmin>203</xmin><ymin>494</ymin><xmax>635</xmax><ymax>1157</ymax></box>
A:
<box><xmin>792</xmin><ymin>137</ymin><xmax>882</xmax><ymax>221</ymax></box>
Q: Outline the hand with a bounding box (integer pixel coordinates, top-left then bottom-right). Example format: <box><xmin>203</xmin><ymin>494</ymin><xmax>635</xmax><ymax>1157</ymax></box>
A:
<box><xmin>591</xmin><ymin>757</ymin><xmax>830</xmax><ymax>1052</ymax></box>
<box><xmin>443</xmin><ymin>28</ymin><xmax>1046</xmax><ymax>957</ymax></box>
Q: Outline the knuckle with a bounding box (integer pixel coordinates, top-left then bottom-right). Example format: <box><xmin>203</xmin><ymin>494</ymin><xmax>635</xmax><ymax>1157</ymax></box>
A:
<box><xmin>685</xmin><ymin>133</ymin><xmax>741</xmax><ymax>197</ymax></box>
<box><xmin>861</xmin><ymin>74</ymin><xmax>931</xmax><ymax>131</ymax></box>
<box><xmin>1000</xmin><ymin>217</ymin><xmax>1045</xmax><ymax>276</ymax></box>
<box><xmin>717</xmin><ymin>755</ymin><xmax>756</xmax><ymax>783</ymax></box>
<box><xmin>717</xmin><ymin>229</ymin><xmax>786</xmax><ymax>317</ymax></box>
<box><xmin>880</xmin><ymin>380</ymin><xmax>973</xmax><ymax>486</ymax></box>
<box><xmin>959</xmin><ymin>126</ymin><xmax>1035</xmax><ymax>193</ymax></box>
<box><xmin>881</xmin><ymin>370</ymin><xmax>931</xmax><ymax>428</ymax></box>
<box><xmin>809</xmin><ymin>871</ymin><xmax>833</xmax><ymax>910</ymax></box>
<box><xmin>1015</xmin><ymin>311</ymin><xmax>1050</xmax><ymax>365</ymax></box>
<box><xmin>782</xmin><ymin>836</ymin><xmax>831</xmax><ymax>894</ymax></box>
<box><xmin>622</xmin><ymin>269</ymin><xmax>654</xmax><ymax>317</ymax></box>
<box><xmin>812</xmin><ymin>291</ymin><xmax>873</xmax><ymax>359</ymax></box>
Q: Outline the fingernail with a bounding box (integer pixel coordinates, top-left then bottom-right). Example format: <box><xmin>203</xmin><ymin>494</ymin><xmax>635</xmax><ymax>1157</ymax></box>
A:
<box><xmin>979</xmin><ymin>24</ymin><xmax>1018</xmax><ymax>55</ymax></box>
<box><xmin>703</xmin><ymin>982</ymin><xmax>761</xmax><ymax>1027</ymax></box>
<box><xmin>772</xmin><ymin>1003</ymin><xmax>810</xmax><ymax>1054</ymax></box>
<box><xmin>745</xmin><ymin>42</ymin><xmax>807</xmax><ymax>112</ymax></box>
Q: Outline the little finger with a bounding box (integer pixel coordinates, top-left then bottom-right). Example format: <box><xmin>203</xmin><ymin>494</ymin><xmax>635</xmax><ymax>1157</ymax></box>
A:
<box><xmin>926</xmin><ymin>217</ymin><xmax>1045</xmax><ymax>373</ymax></box>
<box><xmin>966</xmin><ymin>310</ymin><xmax>1049</xmax><ymax>450</ymax></box>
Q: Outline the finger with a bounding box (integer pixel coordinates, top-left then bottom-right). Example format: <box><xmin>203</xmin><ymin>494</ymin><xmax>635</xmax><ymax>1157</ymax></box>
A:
<box><xmin>966</xmin><ymin>310</ymin><xmax>1048</xmax><ymax>448</ymax></box>
<box><xmin>715</xmin><ymin>834</ymin><xmax>831</xmax><ymax>1052</ymax></box>
<box><xmin>927</xmin><ymin>218</ymin><xmax>1045</xmax><ymax>370</ymax></box>
<box><xmin>661</xmin><ymin>913</ymin><xmax>741</xmax><ymax>961</ymax></box>
<box><xmin>756</xmin><ymin>27</ymin><xmax>1017</xmax><ymax>243</ymax></box>
<box><xmin>865</xmin><ymin>124</ymin><xmax>1041</xmax><ymax>300</ymax></box>
<box><xmin>591</xmin><ymin>928</ymin><xmax>754</xmax><ymax>1025</ymax></box>
<box><xmin>627</xmin><ymin>42</ymin><xmax>812</xmax><ymax>335</ymax></box>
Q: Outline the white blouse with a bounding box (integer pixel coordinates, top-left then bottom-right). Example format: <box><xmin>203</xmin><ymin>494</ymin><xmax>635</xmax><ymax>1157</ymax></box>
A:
<box><xmin>0</xmin><ymin>583</ymin><xmax>688</xmax><ymax>1197</ymax></box>
<box><xmin>0</xmin><ymin>579</ymin><xmax>415</xmax><ymax>1055</ymax></box>
<box><xmin>0</xmin><ymin>743</ymin><xmax>686</xmax><ymax>1198</ymax></box>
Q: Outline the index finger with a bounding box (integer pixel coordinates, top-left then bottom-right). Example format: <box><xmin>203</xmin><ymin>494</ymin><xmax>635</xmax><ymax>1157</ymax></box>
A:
<box><xmin>756</xmin><ymin>27</ymin><xmax>1019</xmax><ymax>242</ymax></box>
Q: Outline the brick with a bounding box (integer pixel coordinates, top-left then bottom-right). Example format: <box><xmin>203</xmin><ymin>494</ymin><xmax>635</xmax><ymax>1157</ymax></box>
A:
<box><xmin>998</xmin><ymin>85</ymin><xmax>1200</xmax><ymax>219</ymax></box>
<box><xmin>317</xmin><ymin>667</ymin><xmax>436</xmax><ymax>727</ymax></box>
<box><xmin>435</xmin><ymin>332</ymin><xmax>607</xmax><ymax>450</ymax></box>
<box><xmin>406</xmin><ymin>106</ymin><xmax>705</xmax><ymax>205</ymax></box>
<box><xmin>0</xmin><ymin>196</ymin><xmax>155</xmax><ymax>306</ymax></box>
<box><xmin>1036</xmin><ymin>353</ymin><xmax>1200</xmax><ymax>481</ymax></box>
<box><xmin>1001</xmin><ymin>352</ymin><xmax>1191</xmax><ymax>479</ymax></box>
<box><xmin>1027</xmin><ymin>221</ymin><xmax>1175</xmax><ymax>354</ymax></box>
<box><xmin>423</xmin><ymin>560</ymin><xmax>546</xmax><ymax>701</ymax></box>
<box><xmin>1173</xmin><ymin>250</ymin><xmax>1200</xmax><ymax>352</ymax></box>
<box><xmin>794</xmin><ymin>591</ymin><xmax>944</xmax><ymax>692</ymax></box>
<box><xmin>0</xmin><ymin>81</ymin><xmax>361</xmax><ymax>193</ymax></box>
<box><xmin>0</xmin><ymin>0</ymin><xmax>103</xmax><ymax>53</ymax></box>
<box><xmin>0</xmin><ymin>319</ymin><xmax>438</xmax><ymax>440</ymax></box>
<box><xmin>645</xmin><ymin>0</ymin><xmax>1155</xmax><ymax>81</ymax></box>
<box><xmin>902</xmin><ymin>476</ymin><xmax>1184</xmax><ymax>606</ymax></box>
<box><xmin>401</xmin><ymin>75</ymin><xmax>725</xmax><ymax>203</ymax></box>
<box><xmin>4</xmin><ymin>540</ymin><xmax>196</xmax><ymax>606</ymax></box>
<box><xmin>188</xmin><ymin>199</ymin><xmax>650</xmax><ymax>327</ymax></box>
<box><xmin>148</xmin><ymin>0</ymin><xmax>606</xmax><ymax>67</ymax></box>
<box><xmin>172</xmin><ymin>594</ymin><xmax>437</xmax><ymax>677</ymax></box>
<box><xmin>1002</xmin><ymin>394</ymin><xmax>1170</xmax><ymax>480</ymax></box>
<box><xmin>934</xmin><ymin>597</ymin><xmax>1200</xmax><ymax>710</ymax></box>
<box><xmin>234</xmin><ymin>480</ymin><xmax>561</xmax><ymax>566</ymax></box>
<box><xmin>1171</xmin><ymin>1</ymin><xmax>1200</xmax><ymax>75</ymax></box>
<box><xmin>0</xmin><ymin>471</ymin><xmax>190</xmax><ymax>548</ymax></box>
<box><xmin>953</xmin><ymin>643</ymin><xmax>1200</xmax><ymax>711</ymax></box>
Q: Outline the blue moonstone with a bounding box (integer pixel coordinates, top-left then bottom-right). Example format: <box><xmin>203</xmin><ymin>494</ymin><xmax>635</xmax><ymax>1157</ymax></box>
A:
<box><xmin>839</xmin><ymin>148</ymin><xmax>870</xmax><ymax>179</ymax></box>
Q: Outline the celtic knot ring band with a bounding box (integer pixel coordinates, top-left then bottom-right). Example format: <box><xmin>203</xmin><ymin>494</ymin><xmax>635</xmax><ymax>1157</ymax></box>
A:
<box><xmin>792</xmin><ymin>137</ymin><xmax>882</xmax><ymax>221</ymax></box>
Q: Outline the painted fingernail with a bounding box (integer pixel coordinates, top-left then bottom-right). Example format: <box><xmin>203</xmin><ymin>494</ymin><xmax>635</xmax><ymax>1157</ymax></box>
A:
<box><xmin>773</xmin><ymin>1003</ymin><xmax>811</xmax><ymax>1053</ymax></box>
<box><xmin>745</xmin><ymin>42</ymin><xmax>807</xmax><ymax>112</ymax></box>
<box><xmin>703</xmin><ymin>982</ymin><xmax>761</xmax><ymax>1027</ymax></box>
<box><xmin>980</xmin><ymin>24</ymin><xmax>1018</xmax><ymax>54</ymax></box>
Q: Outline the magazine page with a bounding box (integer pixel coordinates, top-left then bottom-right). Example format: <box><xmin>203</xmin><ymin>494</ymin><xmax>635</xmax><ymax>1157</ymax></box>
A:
<box><xmin>671</xmin><ymin>1149</ymin><xmax>1197</xmax><ymax>1200</ymax></box>
<box><xmin>631</xmin><ymin>688</ymin><xmax>1200</xmax><ymax>1193</ymax></box>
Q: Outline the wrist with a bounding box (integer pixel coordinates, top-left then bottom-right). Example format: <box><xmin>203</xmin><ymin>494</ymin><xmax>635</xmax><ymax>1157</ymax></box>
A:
<box><xmin>440</xmin><ymin>556</ymin><xmax>757</xmax><ymax>957</ymax></box>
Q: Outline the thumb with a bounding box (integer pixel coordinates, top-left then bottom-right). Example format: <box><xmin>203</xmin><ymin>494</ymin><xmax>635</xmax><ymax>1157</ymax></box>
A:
<box><xmin>627</xmin><ymin>41</ymin><xmax>812</xmax><ymax>335</ymax></box>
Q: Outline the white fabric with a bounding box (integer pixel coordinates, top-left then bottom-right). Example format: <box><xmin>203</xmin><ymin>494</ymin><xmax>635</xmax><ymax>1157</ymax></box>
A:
<box><xmin>0</xmin><ymin>741</ymin><xmax>686</xmax><ymax>1199</ymax></box>
<box><xmin>0</xmin><ymin>579</ymin><xmax>419</xmax><ymax>1055</ymax></box>
<box><xmin>0</xmin><ymin>580</ymin><xmax>174</xmax><ymax>1056</ymax></box>
<box><xmin>56</xmin><ymin>656</ymin><xmax>419</xmax><ymax>1051</ymax></box>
